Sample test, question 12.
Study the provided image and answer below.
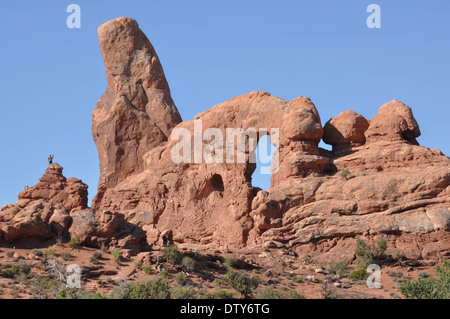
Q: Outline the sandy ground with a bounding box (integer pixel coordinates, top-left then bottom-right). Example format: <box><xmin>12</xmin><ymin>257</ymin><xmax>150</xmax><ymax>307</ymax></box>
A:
<box><xmin>0</xmin><ymin>243</ymin><xmax>441</xmax><ymax>299</ymax></box>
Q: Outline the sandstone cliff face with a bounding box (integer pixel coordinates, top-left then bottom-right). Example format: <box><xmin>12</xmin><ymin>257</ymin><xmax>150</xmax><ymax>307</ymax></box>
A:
<box><xmin>1</xmin><ymin>17</ymin><xmax>448</xmax><ymax>263</ymax></box>
<box><xmin>88</xmin><ymin>17</ymin><xmax>450</xmax><ymax>260</ymax></box>
<box><xmin>0</xmin><ymin>164</ymin><xmax>87</xmax><ymax>243</ymax></box>
<box><xmin>92</xmin><ymin>17</ymin><xmax>182</xmax><ymax>209</ymax></box>
<box><xmin>0</xmin><ymin>163</ymin><xmax>146</xmax><ymax>250</ymax></box>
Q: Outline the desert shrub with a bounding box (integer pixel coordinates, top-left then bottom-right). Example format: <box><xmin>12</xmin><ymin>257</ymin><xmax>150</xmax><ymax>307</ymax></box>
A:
<box><xmin>348</xmin><ymin>268</ymin><xmax>370</xmax><ymax>281</ymax></box>
<box><xmin>182</xmin><ymin>256</ymin><xmax>197</xmax><ymax>272</ymax></box>
<box><xmin>6</xmin><ymin>251</ymin><xmax>14</xmax><ymax>258</ymax></box>
<box><xmin>90</xmin><ymin>251</ymin><xmax>102</xmax><ymax>264</ymax></box>
<box><xmin>100</xmin><ymin>242</ymin><xmax>108</xmax><ymax>252</ymax></box>
<box><xmin>224</xmin><ymin>256</ymin><xmax>236</xmax><ymax>268</ymax></box>
<box><xmin>170</xmin><ymin>286</ymin><xmax>195</xmax><ymax>299</ymax></box>
<box><xmin>56</xmin><ymin>288</ymin><xmax>104</xmax><ymax>299</ymax></box>
<box><xmin>67</xmin><ymin>237</ymin><xmax>82</xmax><ymax>248</ymax></box>
<box><xmin>112</xmin><ymin>248</ymin><xmax>122</xmax><ymax>264</ymax></box>
<box><xmin>198</xmin><ymin>292</ymin><xmax>214</xmax><ymax>299</ymax></box>
<box><xmin>12</xmin><ymin>261</ymin><xmax>32</xmax><ymax>276</ymax></box>
<box><xmin>302</xmin><ymin>254</ymin><xmax>310</xmax><ymax>264</ymax></box>
<box><xmin>214</xmin><ymin>288</ymin><xmax>233</xmax><ymax>299</ymax></box>
<box><xmin>286</xmin><ymin>290</ymin><xmax>306</xmax><ymax>299</ymax></box>
<box><xmin>32</xmin><ymin>249</ymin><xmax>44</xmax><ymax>257</ymax></box>
<box><xmin>175</xmin><ymin>272</ymin><xmax>192</xmax><ymax>286</ymax></box>
<box><xmin>399</xmin><ymin>260</ymin><xmax>450</xmax><ymax>299</ymax></box>
<box><xmin>125</xmin><ymin>276</ymin><xmax>169</xmax><ymax>299</ymax></box>
<box><xmin>125</xmin><ymin>282</ymin><xmax>150</xmax><ymax>299</ymax></box>
<box><xmin>354</xmin><ymin>238</ymin><xmax>387</xmax><ymax>267</ymax></box>
<box><xmin>256</xmin><ymin>285</ymin><xmax>283</xmax><ymax>299</ymax></box>
<box><xmin>1</xmin><ymin>268</ymin><xmax>16</xmax><ymax>278</ymax></box>
<box><xmin>162</xmin><ymin>245</ymin><xmax>182</xmax><ymax>265</ymax></box>
<box><xmin>391</xmin><ymin>249</ymin><xmax>405</xmax><ymax>263</ymax></box>
<box><xmin>46</xmin><ymin>248</ymin><xmax>56</xmax><ymax>257</ymax></box>
<box><xmin>134</xmin><ymin>260</ymin><xmax>143</xmax><ymax>270</ymax></box>
<box><xmin>159</xmin><ymin>269</ymin><xmax>169</xmax><ymax>278</ymax></box>
<box><xmin>256</xmin><ymin>286</ymin><xmax>305</xmax><ymax>299</ymax></box>
<box><xmin>290</xmin><ymin>275</ymin><xmax>304</xmax><ymax>283</ymax></box>
<box><xmin>340</xmin><ymin>169</ymin><xmax>350</xmax><ymax>179</ymax></box>
<box><xmin>219</xmin><ymin>270</ymin><xmax>260</xmax><ymax>298</ymax></box>
<box><xmin>321</xmin><ymin>281</ymin><xmax>336</xmax><ymax>299</ymax></box>
<box><xmin>59</xmin><ymin>252</ymin><xmax>72</xmax><ymax>261</ymax></box>
<box><xmin>142</xmin><ymin>265</ymin><xmax>152</xmax><ymax>275</ymax></box>
<box><xmin>330</xmin><ymin>261</ymin><xmax>348</xmax><ymax>277</ymax></box>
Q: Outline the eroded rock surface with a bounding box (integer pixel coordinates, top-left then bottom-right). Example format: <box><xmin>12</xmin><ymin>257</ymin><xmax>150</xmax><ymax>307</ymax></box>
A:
<box><xmin>87</xmin><ymin>18</ymin><xmax>450</xmax><ymax>261</ymax></box>
<box><xmin>0</xmin><ymin>163</ymin><xmax>88</xmax><ymax>243</ymax></box>
<box><xmin>1</xmin><ymin>17</ymin><xmax>449</xmax><ymax>263</ymax></box>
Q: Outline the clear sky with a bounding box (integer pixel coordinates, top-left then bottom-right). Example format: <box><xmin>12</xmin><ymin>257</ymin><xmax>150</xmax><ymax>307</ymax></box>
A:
<box><xmin>1</xmin><ymin>0</ymin><xmax>449</xmax><ymax>207</ymax></box>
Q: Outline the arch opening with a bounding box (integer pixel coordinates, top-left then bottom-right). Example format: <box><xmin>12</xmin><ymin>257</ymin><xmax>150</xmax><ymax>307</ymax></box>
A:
<box><xmin>251</xmin><ymin>134</ymin><xmax>277</xmax><ymax>191</ymax></box>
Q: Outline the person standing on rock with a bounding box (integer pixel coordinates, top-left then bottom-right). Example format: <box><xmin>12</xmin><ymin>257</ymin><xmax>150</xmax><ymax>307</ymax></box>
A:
<box><xmin>48</xmin><ymin>154</ymin><xmax>54</xmax><ymax>164</ymax></box>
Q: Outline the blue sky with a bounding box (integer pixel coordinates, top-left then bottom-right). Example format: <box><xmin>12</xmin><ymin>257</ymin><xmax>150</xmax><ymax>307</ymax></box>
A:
<box><xmin>0</xmin><ymin>1</ymin><xmax>449</xmax><ymax>207</ymax></box>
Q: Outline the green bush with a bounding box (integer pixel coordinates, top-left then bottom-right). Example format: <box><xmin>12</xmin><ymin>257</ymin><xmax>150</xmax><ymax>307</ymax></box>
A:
<box><xmin>224</xmin><ymin>256</ymin><xmax>236</xmax><ymax>268</ymax></box>
<box><xmin>302</xmin><ymin>254</ymin><xmax>310</xmax><ymax>263</ymax></box>
<box><xmin>219</xmin><ymin>270</ymin><xmax>260</xmax><ymax>298</ymax></box>
<box><xmin>68</xmin><ymin>237</ymin><xmax>82</xmax><ymax>248</ymax></box>
<box><xmin>256</xmin><ymin>285</ymin><xmax>283</xmax><ymax>299</ymax></box>
<box><xmin>60</xmin><ymin>252</ymin><xmax>72</xmax><ymax>261</ymax></box>
<box><xmin>32</xmin><ymin>249</ymin><xmax>44</xmax><ymax>257</ymax></box>
<box><xmin>11</xmin><ymin>261</ymin><xmax>32</xmax><ymax>276</ymax></box>
<box><xmin>286</xmin><ymin>290</ymin><xmax>306</xmax><ymax>299</ymax></box>
<box><xmin>330</xmin><ymin>261</ymin><xmax>348</xmax><ymax>277</ymax></box>
<box><xmin>391</xmin><ymin>249</ymin><xmax>405</xmax><ymax>263</ymax></box>
<box><xmin>100</xmin><ymin>242</ymin><xmax>108</xmax><ymax>252</ymax></box>
<box><xmin>175</xmin><ymin>272</ymin><xmax>192</xmax><ymax>286</ymax></box>
<box><xmin>1</xmin><ymin>268</ymin><xmax>16</xmax><ymax>279</ymax></box>
<box><xmin>256</xmin><ymin>285</ymin><xmax>305</xmax><ymax>299</ymax></box>
<box><xmin>340</xmin><ymin>169</ymin><xmax>350</xmax><ymax>179</ymax></box>
<box><xmin>171</xmin><ymin>286</ymin><xmax>195</xmax><ymax>299</ymax></box>
<box><xmin>291</xmin><ymin>275</ymin><xmax>304</xmax><ymax>283</ymax></box>
<box><xmin>112</xmin><ymin>248</ymin><xmax>122</xmax><ymax>264</ymax></box>
<box><xmin>399</xmin><ymin>260</ymin><xmax>450</xmax><ymax>299</ymax></box>
<box><xmin>90</xmin><ymin>251</ymin><xmax>102</xmax><ymax>264</ymax></box>
<box><xmin>182</xmin><ymin>256</ymin><xmax>197</xmax><ymax>272</ymax></box>
<box><xmin>348</xmin><ymin>268</ymin><xmax>370</xmax><ymax>281</ymax></box>
<box><xmin>46</xmin><ymin>248</ymin><xmax>56</xmax><ymax>257</ymax></box>
<box><xmin>125</xmin><ymin>276</ymin><xmax>170</xmax><ymax>299</ymax></box>
<box><xmin>163</xmin><ymin>245</ymin><xmax>182</xmax><ymax>265</ymax></box>
<box><xmin>57</xmin><ymin>288</ymin><xmax>104</xmax><ymax>299</ymax></box>
<box><xmin>214</xmin><ymin>288</ymin><xmax>234</xmax><ymax>299</ymax></box>
<box><xmin>354</xmin><ymin>238</ymin><xmax>387</xmax><ymax>267</ymax></box>
<box><xmin>142</xmin><ymin>265</ymin><xmax>152</xmax><ymax>275</ymax></box>
<box><xmin>134</xmin><ymin>260</ymin><xmax>143</xmax><ymax>270</ymax></box>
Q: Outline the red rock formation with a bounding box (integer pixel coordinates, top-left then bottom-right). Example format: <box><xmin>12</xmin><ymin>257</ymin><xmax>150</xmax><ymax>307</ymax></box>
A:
<box><xmin>0</xmin><ymin>163</ymin><xmax>88</xmax><ymax>243</ymax></box>
<box><xmin>2</xmin><ymin>17</ymin><xmax>449</xmax><ymax>264</ymax></box>
<box><xmin>365</xmin><ymin>99</ymin><xmax>421</xmax><ymax>145</ymax></box>
<box><xmin>17</xmin><ymin>163</ymin><xmax>88</xmax><ymax>212</ymax></box>
<box><xmin>92</xmin><ymin>17</ymin><xmax>182</xmax><ymax>209</ymax></box>
<box><xmin>323</xmin><ymin>110</ymin><xmax>370</xmax><ymax>154</ymax></box>
<box><xmin>88</xmin><ymin>18</ymin><xmax>449</xmax><ymax>262</ymax></box>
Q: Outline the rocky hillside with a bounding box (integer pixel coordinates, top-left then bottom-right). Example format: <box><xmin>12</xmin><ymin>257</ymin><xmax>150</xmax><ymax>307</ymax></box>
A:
<box><xmin>1</xmin><ymin>17</ymin><xmax>449</xmax><ymax>268</ymax></box>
